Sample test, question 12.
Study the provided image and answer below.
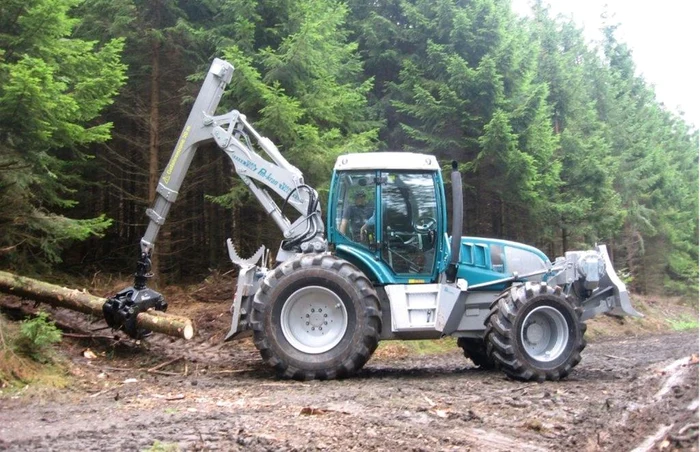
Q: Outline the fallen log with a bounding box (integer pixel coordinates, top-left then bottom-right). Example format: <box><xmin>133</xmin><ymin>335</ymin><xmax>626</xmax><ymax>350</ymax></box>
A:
<box><xmin>0</xmin><ymin>270</ymin><xmax>195</xmax><ymax>340</ymax></box>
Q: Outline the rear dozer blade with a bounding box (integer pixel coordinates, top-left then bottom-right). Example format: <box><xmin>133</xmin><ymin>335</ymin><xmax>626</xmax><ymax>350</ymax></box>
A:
<box><xmin>597</xmin><ymin>244</ymin><xmax>643</xmax><ymax>319</ymax></box>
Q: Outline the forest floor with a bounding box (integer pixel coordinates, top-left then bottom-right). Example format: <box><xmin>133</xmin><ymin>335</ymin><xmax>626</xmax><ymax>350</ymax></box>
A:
<box><xmin>0</xmin><ymin>274</ymin><xmax>698</xmax><ymax>451</ymax></box>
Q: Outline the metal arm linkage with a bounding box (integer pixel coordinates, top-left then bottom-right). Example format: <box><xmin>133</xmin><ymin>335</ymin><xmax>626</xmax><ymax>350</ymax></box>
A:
<box><xmin>106</xmin><ymin>59</ymin><xmax>326</xmax><ymax>338</ymax></box>
<box><xmin>141</xmin><ymin>58</ymin><xmax>325</xmax><ymax>260</ymax></box>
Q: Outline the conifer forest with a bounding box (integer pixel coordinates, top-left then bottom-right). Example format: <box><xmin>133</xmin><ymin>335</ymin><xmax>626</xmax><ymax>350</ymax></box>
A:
<box><xmin>1</xmin><ymin>0</ymin><xmax>697</xmax><ymax>300</ymax></box>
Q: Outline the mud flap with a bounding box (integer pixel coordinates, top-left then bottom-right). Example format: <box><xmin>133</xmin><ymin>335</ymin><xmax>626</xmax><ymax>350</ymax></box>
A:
<box><xmin>435</xmin><ymin>279</ymin><xmax>469</xmax><ymax>335</ymax></box>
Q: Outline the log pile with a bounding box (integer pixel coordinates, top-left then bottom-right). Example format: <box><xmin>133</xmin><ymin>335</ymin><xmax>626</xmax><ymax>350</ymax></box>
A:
<box><xmin>0</xmin><ymin>271</ymin><xmax>195</xmax><ymax>340</ymax></box>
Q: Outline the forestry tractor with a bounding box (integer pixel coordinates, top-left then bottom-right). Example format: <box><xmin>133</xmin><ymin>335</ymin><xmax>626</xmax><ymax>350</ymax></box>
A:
<box><xmin>104</xmin><ymin>59</ymin><xmax>641</xmax><ymax>382</ymax></box>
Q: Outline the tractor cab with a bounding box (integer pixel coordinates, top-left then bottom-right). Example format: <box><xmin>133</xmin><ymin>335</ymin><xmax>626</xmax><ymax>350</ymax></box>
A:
<box><xmin>327</xmin><ymin>153</ymin><xmax>449</xmax><ymax>285</ymax></box>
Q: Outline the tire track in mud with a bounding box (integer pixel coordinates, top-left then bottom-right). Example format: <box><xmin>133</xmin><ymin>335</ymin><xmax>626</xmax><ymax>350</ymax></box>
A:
<box><xmin>1</xmin><ymin>328</ymin><xmax>697</xmax><ymax>451</ymax></box>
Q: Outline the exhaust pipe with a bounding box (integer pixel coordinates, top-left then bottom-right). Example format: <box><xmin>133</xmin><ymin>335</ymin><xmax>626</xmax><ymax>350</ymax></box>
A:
<box><xmin>446</xmin><ymin>161</ymin><xmax>463</xmax><ymax>283</ymax></box>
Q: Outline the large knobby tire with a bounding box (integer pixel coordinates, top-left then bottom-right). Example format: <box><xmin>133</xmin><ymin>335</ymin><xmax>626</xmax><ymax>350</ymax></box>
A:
<box><xmin>251</xmin><ymin>254</ymin><xmax>381</xmax><ymax>380</ymax></box>
<box><xmin>457</xmin><ymin>338</ymin><xmax>495</xmax><ymax>369</ymax></box>
<box><xmin>485</xmin><ymin>282</ymin><xmax>587</xmax><ymax>382</ymax></box>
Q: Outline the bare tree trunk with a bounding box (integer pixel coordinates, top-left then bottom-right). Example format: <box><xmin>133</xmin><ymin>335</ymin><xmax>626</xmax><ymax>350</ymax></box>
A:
<box><xmin>0</xmin><ymin>271</ymin><xmax>194</xmax><ymax>340</ymax></box>
<box><xmin>562</xmin><ymin>227</ymin><xmax>568</xmax><ymax>254</ymax></box>
<box><xmin>149</xmin><ymin>41</ymin><xmax>161</xmax><ymax>279</ymax></box>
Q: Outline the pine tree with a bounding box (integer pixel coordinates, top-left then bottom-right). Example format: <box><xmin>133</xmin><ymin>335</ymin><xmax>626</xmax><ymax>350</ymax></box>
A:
<box><xmin>349</xmin><ymin>0</ymin><xmax>560</xmax><ymax>244</ymax></box>
<box><xmin>0</xmin><ymin>0</ymin><xmax>126</xmax><ymax>269</ymax></box>
<box><xmin>205</xmin><ymin>0</ymin><xmax>378</xmax><ymax>255</ymax></box>
<box><xmin>527</xmin><ymin>3</ymin><xmax>622</xmax><ymax>254</ymax></box>
<box><xmin>599</xmin><ymin>24</ymin><xmax>698</xmax><ymax>296</ymax></box>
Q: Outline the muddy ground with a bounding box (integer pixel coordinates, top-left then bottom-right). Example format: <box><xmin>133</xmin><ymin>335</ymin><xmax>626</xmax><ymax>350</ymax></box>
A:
<box><xmin>0</xmin><ymin>284</ymin><xmax>698</xmax><ymax>451</ymax></box>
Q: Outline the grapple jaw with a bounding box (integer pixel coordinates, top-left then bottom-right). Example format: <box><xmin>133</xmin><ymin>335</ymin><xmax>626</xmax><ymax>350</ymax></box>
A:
<box><xmin>103</xmin><ymin>286</ymin><xmax>167</xmax><ymax>338</ymax></box>
<box><xmin>103</xmin><ymin>251</ymin><xmax>167</xmax><ymax>338</ymax></box>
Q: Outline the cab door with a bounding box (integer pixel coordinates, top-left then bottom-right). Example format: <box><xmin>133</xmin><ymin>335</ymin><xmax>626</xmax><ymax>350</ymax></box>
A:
<box><xmin>378</xmin><ymin>172</ymin><xmax>440</xmax><ymax>282</ymax></box>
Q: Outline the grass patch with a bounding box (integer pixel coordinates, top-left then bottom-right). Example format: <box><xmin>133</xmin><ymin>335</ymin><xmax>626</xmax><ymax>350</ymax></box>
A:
<box><xmin>667</xmin><ymin>315</ymin><xmax>699</xmax><ymax>331</ymax></box>
<box><xmin>0</xmin><ymin>313</ymin><xmax>70</xmax><ymax>394</ymax></box>
<box><xmin>143</xmin><ymin>440</ymin><xmax>180</xmax><ymax>452</ymax></box>
<box><xmin>373</xmin><ymin>337</ymin><xmax>457</xmax><ymax>360</ymax></box>
<box><xmin>585</xmin><ymin>294</ymin><xmax>698</xmax><ymax>340</ymax></box>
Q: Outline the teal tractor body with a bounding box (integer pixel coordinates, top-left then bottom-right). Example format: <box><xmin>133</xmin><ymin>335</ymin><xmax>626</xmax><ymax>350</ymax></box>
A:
<box><xmin>315</xmin><ymin>152</ymin><xmax>640</xmax><ymax>381</ymax></box>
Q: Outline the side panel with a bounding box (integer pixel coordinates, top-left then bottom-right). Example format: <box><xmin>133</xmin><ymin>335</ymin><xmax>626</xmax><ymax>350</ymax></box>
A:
<box><xmin>382</xmin><ymin>283</ymin><xmax>482</xmax><ymax>333</ymax></box>
<box><xmin>386</xmin><ymin>284</ymin><xmax>440</xmax><ymax>332</ymax></box>
<box><xmin>376</xmin><ymin>283</ymin><xmax>500</xmax><ymax>340</ymax></box>
<box><xmin>455</xmin><ymin>237</ymin><xmax>551</xmax><ymax>290</ymax></box>
<box><xmin>453</xmin><ymin>292</ymin><xmax>500</xmax><ymax>338</ymax></box>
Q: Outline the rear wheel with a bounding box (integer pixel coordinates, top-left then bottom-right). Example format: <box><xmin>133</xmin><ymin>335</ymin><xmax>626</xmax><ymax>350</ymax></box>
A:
<box><xmin>485</xmin><ymin>282</ymin><xmax>586</xmax><ymax>382</ymax></box>
<box><xmin>251</xmin><ymin>254</ymin><xmax>381</xmax><ymax>380</ymax></box>
<box><xmin>457</xmin><ymin>338</ymin><xmax>495</xmax><ymax>369</ymax></box>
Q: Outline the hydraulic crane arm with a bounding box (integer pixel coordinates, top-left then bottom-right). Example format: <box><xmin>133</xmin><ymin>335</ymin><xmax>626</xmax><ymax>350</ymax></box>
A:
<box><xmin>104</xmin><ymin>58</ymin><xmax>325</xmax><ymax>338</ymax></box>
<box><xmin>141</xmin><ymin>58</ymin><xmax>325</xmax><ymax>261</ymax></box>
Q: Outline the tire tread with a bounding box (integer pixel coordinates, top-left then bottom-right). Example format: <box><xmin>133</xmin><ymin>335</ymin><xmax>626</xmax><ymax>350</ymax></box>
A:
<box><xmin>251</xmin><ymin>254</ymin><xmax>381</xmax><ymax>380</ymax></box>
<box><xmin>484</xmin><ymin>281</ymin><xmax>587</xmax><ymax>382</ymax></box>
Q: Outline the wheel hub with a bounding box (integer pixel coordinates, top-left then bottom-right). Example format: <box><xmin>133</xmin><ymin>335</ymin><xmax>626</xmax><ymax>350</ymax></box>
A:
<box><xmin>520</xmin><ymin>306</ymin><xmax>569</xmax><ymax>362</ymax></box>
<box><xmin>308</xmin><ymin>310</ymin><xmax>325</xmax><ymax>328</ymax></box>
<box><xmin>280</xmin><ymin>286</ymin><xmax>348</xmax><ymax>354</ymax></box>
<box><xmin>525</xmin><ymin>322</ymin><xmax>545</xmax><ymax>344</ymax></box>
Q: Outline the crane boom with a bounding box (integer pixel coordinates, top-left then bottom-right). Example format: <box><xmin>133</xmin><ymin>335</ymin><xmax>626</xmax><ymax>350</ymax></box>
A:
<box><xmin>104</xmin><ymin>59</ymin><xmax>325</xmax><ymax>338</ymax></box>
<box><xmin>141</xmin><ymin>58</ymin><xmax>325</xmax><ymax>261</ymax></box>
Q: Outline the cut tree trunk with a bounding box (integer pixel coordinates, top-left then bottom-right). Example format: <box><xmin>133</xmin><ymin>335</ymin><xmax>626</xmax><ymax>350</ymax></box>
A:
<box><xmin>0</xmin><ymin>271</ymin><xmax>194</xmax><ymax>340</ymax></box>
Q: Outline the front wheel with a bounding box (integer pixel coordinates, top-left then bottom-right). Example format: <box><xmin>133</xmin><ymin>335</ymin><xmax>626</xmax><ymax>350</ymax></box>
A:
<box><xmin>251</xmin><ymin>254</ymin><xmax>381</xmax><ymax>380</ymax></box>
<box><xmin>485</xmin><ymin>282</ymin><xmax>586</xmax><ymax>382</ymax></box>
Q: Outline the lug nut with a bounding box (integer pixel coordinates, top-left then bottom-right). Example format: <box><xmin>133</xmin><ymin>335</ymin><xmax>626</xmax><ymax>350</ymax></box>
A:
<box><xmin>311</xmin><ymin>308</ymin><xmax>315</xmax><ymax>313</ymax></box>
<box><xmin>306</xmin><ymin>322</ymin><xmax>309</xmax><ymax>325</ymax></box>
<box><xmin>324</xmin><ymin>314</ymin><xmax>327</xmax><ymax>318</ymax></box>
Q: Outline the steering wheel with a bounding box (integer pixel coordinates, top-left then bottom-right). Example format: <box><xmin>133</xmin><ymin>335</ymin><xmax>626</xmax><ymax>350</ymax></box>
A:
<box><xmin>414</xmin><ymin>216</ymin><xmax>437</xmax><ymax>233</ymax></box>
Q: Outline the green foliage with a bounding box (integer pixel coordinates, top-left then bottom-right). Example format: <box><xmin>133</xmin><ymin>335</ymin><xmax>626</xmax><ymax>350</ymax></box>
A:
<box><xmin>0</xmin><ymin>0</ymin><xmax>126</xmax><ymax>268</ymax></box>
<box><xmin>15</xmin><ymin>313</ymin><xmax>62</xmax><ymax>362</ymax></box>
<box><xmin>352</xmin><ymin>0</ymin><xmax>561</xmax><ymax>242</ymax></box>
<box><xmin>666</xmin><ymin>315</ymin><xmax>699</xmax><ymax>332</ymax></box>
<box><xmin>0</xmin><ymin>313</ymin><xmax>69</xmax><ymax>390</ymax></box>
<box><xmin>527</xmin><ymin>4</ymin><xmax>623</xmax><ymax>251</ymax></box>
<box><xmin>142</xmin><ymin>441</ymin><xmax>180</xmax><ymax>452</ymax></box>
<box><xmin>208</xmin><ymin>0</ymin><xmax>378</xmax><ymax>204</ymax></box>
<box><xmin>1</xmin><ymin>0</ymin><xmax>694</xmax><ymax>301</ymax></box>
<box><xmin>597</xmin><ymin>25</ymin><xmax>698</xmax><ymax>297</ymax></box>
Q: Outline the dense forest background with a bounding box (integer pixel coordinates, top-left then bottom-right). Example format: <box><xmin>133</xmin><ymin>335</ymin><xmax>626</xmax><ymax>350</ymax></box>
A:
<box><xmin>1</xmin><ymin>0</ymin><xmax>697</xmax><ymax>300</ymax></box>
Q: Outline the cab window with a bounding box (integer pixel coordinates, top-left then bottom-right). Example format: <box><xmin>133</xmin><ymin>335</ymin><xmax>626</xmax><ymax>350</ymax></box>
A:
<box><xmin>334</xmin><ymin>172</ymin><xmax>375</xmax><ymax>248</ymax></box>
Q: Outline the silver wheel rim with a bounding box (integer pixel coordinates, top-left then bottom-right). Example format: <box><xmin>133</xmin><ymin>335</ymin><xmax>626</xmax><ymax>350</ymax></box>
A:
<box><xmin>280</xmin><ymin>286</ymin><xmax>348</xmax><ymax>354</ymax></box>
<box><xmin>520</xmin><ymin>306</ymin><xmax>569</xmax><ymax>362</ymax></box>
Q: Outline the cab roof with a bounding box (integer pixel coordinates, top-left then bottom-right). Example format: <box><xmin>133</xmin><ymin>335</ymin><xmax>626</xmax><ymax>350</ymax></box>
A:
<box><xmin>334</xmin><ymin>152</ymin><xmax>441</xmax><ymax>171</ymax></box>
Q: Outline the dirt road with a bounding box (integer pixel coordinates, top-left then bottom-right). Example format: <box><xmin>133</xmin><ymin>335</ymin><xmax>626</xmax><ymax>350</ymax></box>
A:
<box><xmin>0</xmin><ymin>326</ymin><xmax>697</xmax><ymax>451</ymax></box>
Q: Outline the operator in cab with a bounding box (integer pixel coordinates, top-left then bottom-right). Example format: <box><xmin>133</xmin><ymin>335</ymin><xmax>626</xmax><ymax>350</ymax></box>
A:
<box><xmin>339</xmin><ymin>191</ymin><xmax>373</xmax><ymax>242</ymax></box>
